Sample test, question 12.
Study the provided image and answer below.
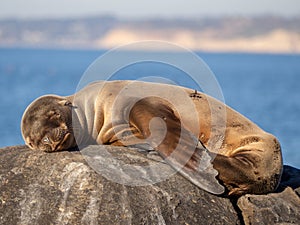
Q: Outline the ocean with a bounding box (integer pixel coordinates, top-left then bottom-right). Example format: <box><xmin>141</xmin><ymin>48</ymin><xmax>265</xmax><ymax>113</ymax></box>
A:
<box><xmin>0</xmin><ymin>48</ymin><xmax>299</xmax><ymax>168</ymax></box>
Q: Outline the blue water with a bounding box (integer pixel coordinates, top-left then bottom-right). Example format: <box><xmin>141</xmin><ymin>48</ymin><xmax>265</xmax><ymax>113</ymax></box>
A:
<box><xmin>0</xmin><ymin>48</ymin><xmax>299</xmax><ymax>168</ymax></box>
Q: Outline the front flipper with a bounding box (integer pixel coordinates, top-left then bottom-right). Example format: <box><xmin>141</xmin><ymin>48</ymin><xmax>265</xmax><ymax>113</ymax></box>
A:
<box><xmin>164</xmin><ymin>144</ymin><xmax>225</xmax><ymax>194</ymax></box>
<box><xmin>129</xmin><ymin>97</ymin><xmax>225</xmax><ymax>195</ymax></box>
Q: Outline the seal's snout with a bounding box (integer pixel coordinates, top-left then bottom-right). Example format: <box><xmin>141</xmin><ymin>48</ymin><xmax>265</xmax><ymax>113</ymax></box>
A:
<box><xmin>21</xmin><ymin>95</ymin><xmax>76</xmax><ymax>152</ymax></box>
<box><xmin>41</xmin><ymin>126</ymin><xmax>74</xmax><ymax>152</ymax></box>
<box><xmin>43</xmin><ymin>132</ymin><xmax>69</xmax><ymax>152</ymax></box>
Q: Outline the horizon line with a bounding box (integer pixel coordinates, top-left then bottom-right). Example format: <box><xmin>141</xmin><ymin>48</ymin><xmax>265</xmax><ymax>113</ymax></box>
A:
<box><xmin>1</xmin><ymin>12</ymin><xmax>300</xmax><ymax>21</ymax></box>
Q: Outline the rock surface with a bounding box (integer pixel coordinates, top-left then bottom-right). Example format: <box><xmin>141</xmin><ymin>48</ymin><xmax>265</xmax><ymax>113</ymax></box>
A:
<box><xmin>0</xmin><ymin>145</ymin><xmax>299</xmax><ymax>225</ymax></box>
<box><xmin>238</xmin><ymin>187</ymin><xmax>300</xmax><ymax>225</ymax></box>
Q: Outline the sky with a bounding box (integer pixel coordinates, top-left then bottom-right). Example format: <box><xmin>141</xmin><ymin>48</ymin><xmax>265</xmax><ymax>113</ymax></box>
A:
<box><xmin>0</xmin><ymin>0</ymin><xmax>299</xmax><ymax>19</ymax></box>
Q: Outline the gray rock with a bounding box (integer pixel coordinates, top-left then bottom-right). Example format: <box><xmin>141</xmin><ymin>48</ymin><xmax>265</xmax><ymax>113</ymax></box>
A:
<box><xmin>1</xmin><ymin>145</ymin><xmax>300</xmax><ymax>225</ymax></box>
<box><xmin>0</xmin><ymin>145</ymin><xmax>240</xmax><ymax>225</ymax></box>
<box><xmin>238</xmin><ymin>187</ymin><xmax>300</xmax><ymax>225</ymax></box>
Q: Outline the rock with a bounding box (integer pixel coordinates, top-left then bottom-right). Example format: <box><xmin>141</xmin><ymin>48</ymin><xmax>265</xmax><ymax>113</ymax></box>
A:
<box><xmin>237</xmin><ymin>165</ymin><xmax>300</xmax><ymax>225</ymax></box>
<box><xmin>0</xmin><ymin>145</ymin><xmax>240</xmax><ymax>225</ymax></box>
<box><xmin>238</xmin><ymin>187</ymin><xmax>300</xmax><ymax>225</ymax></box>
<box><xmin>0</xmin><ymin>145</ymin><xmax>300</xmax><ymax>225</ymax></box>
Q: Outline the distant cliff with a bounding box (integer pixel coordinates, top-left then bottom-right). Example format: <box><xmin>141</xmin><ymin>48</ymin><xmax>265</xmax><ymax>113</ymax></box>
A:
<box><xmin>0</xmin><ymin>15</ymin><xmax>300</xmax><ymax>53</ymax></box>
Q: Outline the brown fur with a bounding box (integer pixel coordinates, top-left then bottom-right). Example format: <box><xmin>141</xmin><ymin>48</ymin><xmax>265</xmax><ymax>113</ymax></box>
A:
<box><xmin>21</xmin><ymin>81</ymin><xmax>283</xmax><ymax>196</ymax></box>
<box><xmin>21</xmin><ymin>95</ymin><xmax>76</xmax><ymax>152</ymax></box>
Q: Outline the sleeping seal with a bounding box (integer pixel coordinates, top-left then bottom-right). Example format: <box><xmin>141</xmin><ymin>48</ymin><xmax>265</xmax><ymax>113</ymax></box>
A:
<box><xmin>21</xmin><ymin>80</ymin><xmax>283</xmax><ymax>196</ymax></box>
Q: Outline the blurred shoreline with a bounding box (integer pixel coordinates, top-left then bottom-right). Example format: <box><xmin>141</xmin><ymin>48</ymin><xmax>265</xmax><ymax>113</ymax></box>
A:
<box><xmin>1</xmin><ymin>15</ymin><xmax>299</xmax><ymax>54</ymax></box>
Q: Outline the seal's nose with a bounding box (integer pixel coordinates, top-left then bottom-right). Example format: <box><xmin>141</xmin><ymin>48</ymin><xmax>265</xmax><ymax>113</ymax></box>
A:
<box><xmin>50</xmin><ymin>141</ymin><xmax>60</xmax><ymax>151</ymax></box>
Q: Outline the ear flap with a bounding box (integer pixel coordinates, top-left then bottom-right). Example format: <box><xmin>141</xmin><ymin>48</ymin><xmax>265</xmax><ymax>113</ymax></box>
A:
<box><xmin>58</xmin><ymin>99</ymin><xmax>73</xmax><ymax>107</ymax></box>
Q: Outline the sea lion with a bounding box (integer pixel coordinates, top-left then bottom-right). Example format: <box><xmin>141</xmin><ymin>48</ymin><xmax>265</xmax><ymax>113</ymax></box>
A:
<box><xmin>21</xmin><ymin>80</ymin><xmax>283</xmax><ymax>196</ymax></box>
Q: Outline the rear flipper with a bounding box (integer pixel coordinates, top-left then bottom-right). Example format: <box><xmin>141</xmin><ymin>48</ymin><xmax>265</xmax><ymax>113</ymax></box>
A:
<box><xmin>129</xmin><ymin>97</ymin><xmax>225</xmax><ymax>195</ymax></box>
<box><xmin>165</xmin><ymin>144</ymin><xmax>225</xmax><ymax>194</ymax></box>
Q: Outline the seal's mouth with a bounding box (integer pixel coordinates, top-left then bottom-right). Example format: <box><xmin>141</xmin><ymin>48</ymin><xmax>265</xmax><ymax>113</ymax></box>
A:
<box><xmin>56</xmin><ymin>129</ymin><xmax>68</xmax><ymax>142</ymax></box>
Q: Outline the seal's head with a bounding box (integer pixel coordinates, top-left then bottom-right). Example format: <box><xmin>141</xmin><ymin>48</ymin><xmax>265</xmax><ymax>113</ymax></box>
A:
<box><xmin>21</xmin><ymin>95</ymin><xmax>76</xmax><ymax>152</ymax></box>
